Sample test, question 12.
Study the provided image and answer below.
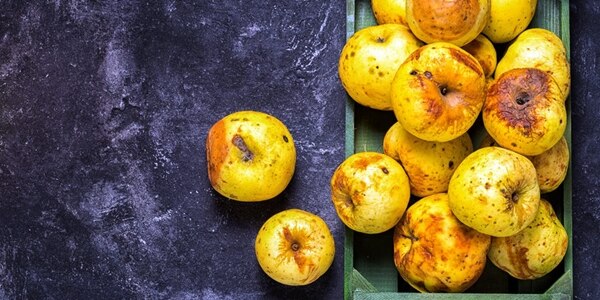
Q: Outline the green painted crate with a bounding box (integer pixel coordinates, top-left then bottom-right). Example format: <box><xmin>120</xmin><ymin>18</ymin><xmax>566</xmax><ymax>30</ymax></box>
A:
<box><xmin>342</xmin><ymin>1</ymin><xmax>573</xmax><ymax>299</ymax></box>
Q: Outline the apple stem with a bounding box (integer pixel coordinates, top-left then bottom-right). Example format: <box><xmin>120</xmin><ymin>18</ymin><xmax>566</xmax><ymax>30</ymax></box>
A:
<box><xmin>291</xmin><ymin>243</ymin><xmax>300</xmax><ymax>251</ymax></box>
<box><xmin>232</xmin><ymin>134</ymin><xmax>254</xmax><ymax>162</ymax></box>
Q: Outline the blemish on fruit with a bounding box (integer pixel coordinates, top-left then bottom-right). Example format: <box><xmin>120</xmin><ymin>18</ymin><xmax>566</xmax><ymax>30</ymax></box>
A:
<box><xmin>381</xmin><ymin>167</ymin><xmax>389</xmax><ymax>174</ymax></box>
<box><xmin>376</xmin><ymin>36</ymin><xmax>385</xmax><ymax>43</ymax></box>
<box><xmin>232</xmin><ymin>134</ymin><xmax>254</xmax><ymax>162</ymax></box>
<box><xmin>283</xmin><ymin>135</ymin><xmax>289</xmax><ymax>143</ymax></box>
<box><xmin>410</xmin><ymin>70</ymin><xmax>417</xmax><ymax>75</ymax></box>
<box><xmin>448</xmin><ymin>161</ymin><xmax>454</xmax><ymax>169</ymax></box>
<box><xmin>424</xmin><ymin>71</ymin><xmax>432</xmax><ymax>79</ymax></box>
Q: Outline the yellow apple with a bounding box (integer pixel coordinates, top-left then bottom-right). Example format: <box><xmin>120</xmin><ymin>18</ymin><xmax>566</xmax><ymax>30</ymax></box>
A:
<box><xmin>462</xmin><ymin>34</ymin><xmax>497</xmax><ymax>78</ymax></box>
<box><xmin>483</xmin><ymin>68</ymin><xmax>566</xmax><ymax>156</ymax></box>
<box><xmin>530</xmin><ymin>136</ymin><xmax>570</xmax><ymax>194</ymax></box>
<box><xmin>448</xmin><ymin>147</ymin><xmax>540</xmax><ymax>237</ymax></box>
<box><xmin>372</xmin><ymin>0</ymin><xmax>407</xmax><ymax>25</ymax></box>
<box><xmin>488</xmin><ymin>199</ymin><xmax>568</xmax><ymax>280</ymax></box>
<box><xmin>406</xmin><ymin>0</ymin><xmax>490</xmax><ymax>46</ymax></box>
<box><xmin>391</xmin><ymin>42</ymin><xmax>486</xmax><ymax>142</ymax></box>
<box><xmin>255</xmin><ymin>209</ymin><xmax>335</xmax><ymax>286</ymax></box>
<box><xmin>394</xmin><ymin>193</ymin><xmax>491</xmax><ymax>292</ymax></box>
<box><xmin>383</xmin><ymin>122</ymin><xmax>473</xmax><ymax>197</ymax></box>
<box><xmin>495</xmin><ymin>28</ymin><xmax>570</xmax><ymax>101</ymax></box>
<box><xmin>206</xmin><ymin>110</ymin><xmax>296</xmax><ymax>201</ymax></box>
<box><xmin>483</xmin><ymin>0</ymin><xmax>537</xmax><ymax>44</ymax></box>
<box><xmin>338</xmin><ymin>24</ymin><xmax>423</xmax><ymax>110</ymax></box>
<box><xmin>330</xmin><ymin>152</ymin><xmax>411</xmax><ymax>234</ymax></box>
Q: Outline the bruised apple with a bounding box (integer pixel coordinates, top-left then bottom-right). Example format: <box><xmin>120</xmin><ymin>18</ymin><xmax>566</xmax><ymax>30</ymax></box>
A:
<box><xmin>488</xmin><ymin>199</ymin><xmax>568</xmax><ymax>280</ymax></box>
<box><xmin>383</xmin><ymin>122</ymin><xmax>473</xmax><ymax>197</ymax></box>
<box><xmin>255</xmin><ymin>209</ymin><xmax>335</xmax><ymax>285</ymax></box>
<box><xmin>448</xmin><ymin>147</ymin><xmax>540</xmax><ymax>237</ymax></box>
<box><xmin>330</xmin><ymin>152</ymin><xmax>411</xmax><ymax>234</ymax></box>
<box><xmin>339</xmin><ymin>24</ymin><xmax>423</xmax><ymax>110</ymax></box>
<box><xmin>394</xmin><ymin>193</ymin><xmax>491</xmax><ymax>292</ymax></box>
<box><xmin>462</xmin><ymin>34</ymin><xmax>497</xmax><ymax>78</ymax></box>
<box><xmin>391</xmin><ymin>42</ymin><xmax>486</xmax><ymax>142</ymax></box>
<box><xmin>483</xmin><ymin>68</ymin><xmax>567</xmax><ymax>156</ymax></box>
<box><xmin>530</xmin><ymin>136</ymin><xmax>570</xmax><ymax>193</ymax></box>
<box><xmin>406</xmin><ymin>0</ymin><xmax>490</xmax><ymax>46</ymax></box>
<box><xmin>206</xmin><ymin>111</ymin><xmax>296</xmax><ymax>201</ymax></box>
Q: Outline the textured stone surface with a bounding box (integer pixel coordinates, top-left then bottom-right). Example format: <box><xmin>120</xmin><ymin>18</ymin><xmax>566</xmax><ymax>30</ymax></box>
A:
<box><xmin>0</xmin><ymin>1</ymin><xmax>346</xmax><ymax>298</ymax></box>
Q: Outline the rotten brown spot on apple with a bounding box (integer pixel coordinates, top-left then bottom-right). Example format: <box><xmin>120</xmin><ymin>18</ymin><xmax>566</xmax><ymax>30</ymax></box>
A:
<box><xmin>232</xmin><ymin>134</ymin><xmax>254</xmax><ymax>162</ymax></box>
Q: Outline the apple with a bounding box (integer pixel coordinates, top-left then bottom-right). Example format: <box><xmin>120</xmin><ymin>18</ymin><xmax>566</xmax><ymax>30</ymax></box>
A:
<box><xmin>338</xmin><ymin>24</ymin><xmax>423</xmax><ymax>110</ymax></box>
<box><xmin>383</xmin><ymin>122</ymin><xmax>473</xmax><ymax>197</ymax></box>
<box><xmin>206</xmin><ymin>110</ymin><xmax>296</xmax><ymax>201</ymax></box>
<box><xmin>462</xmin><ymin>34</ymin><xmax>497</xmax><ymax>78</ymax></box>
<box><xmin>495</xmin><ymin>28</ymin><xmax>570</xmax><ymax>102</ymax></box>
<box><xmin>530</xmin><ymin>136</ymin><xmax>570</xmax><ymax>193</ymax></box>
<box><xmin>406</xmin><ymin>0</ymin><xmax>490</xmax><ymax>46</ymax></box>
<box><xmin>330</xmin><ymin>152</ymin><xmax>411</xmax><ymax>234</ymax></box>
<box><xmin>482</xmin><ymin>0</ymin><xmax>537</xmax><ymax>44</ymax></box>
<box><xmin>483</xmin><ymin>67</ymin><xmax>567</xmax><ymax>156</ymax></box>
<box><xmin>372</xmin><ymin>0</ymin><xmax>408</xmax><ymax>25</ymax></box>
<box><xmin>448</xmin><ymin>146</ymin><xmax>540</xmax><ymax>237</ymax></box>
<box><xmin>390</xmin><ymin>42</ymin><xmax>487</xmax><ymax>142</ymax></box>
<box><xmin>488</xmin><ymin>199</ymin><xmax>568</xmax><ymax>280</ymax></box>
<box><xmin>393</xmin><ymin>193</ymin><xmax>491</xmax><ymax>292</ymax></box>
<box><xmin>255</xmin><ymin>209</ymin><xmax>335</xmax><ymax>286</ymax></box>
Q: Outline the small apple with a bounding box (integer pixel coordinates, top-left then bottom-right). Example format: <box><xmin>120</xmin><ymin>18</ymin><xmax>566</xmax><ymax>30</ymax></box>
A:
<box><xmin>448</xmin><ymin>147</ymin><xmax>540</xmax><ymax>237</ymax></box>
<box><xmin>482</xmin><ymin>0</ymin><xmax>537</xmax><ymax>44</ymax></box>
<box><xmin>206</xmin><ymin>110</ymin><xmax>296</xmax><ymax>201</ymax></box>
<box><xmin>338</xmin><ymin>24</ymin><xmax>423</xmax><ymax>110</ymax></box>
<box><xmin>495</xmin><ymin>28</ymin><xmax>570</xmax><ymax>101</ymax></box>
<box><xmin>462</xmin><ymin>34</ymin><xmax>497</xmax><ymax>78</ymax></box>
<box><xmin>530</xmin><ymin>136</ymin><xmax>570</xmax><ymax>194</ymax></box>
<box><xmin>483</xmin><ymin>68</ymin><xmax>567</xmax><ymax>156</ymax></box>
<box><xmin>406</xmin><ymin>0</ymin><xmax>490</xmax><ymax>46</ymax></box>
<box><xmin>390</xmin><ymin>42</ymin><xmax>486</xmax><ymax>142</ymax></box>
<box><xmin>330</xmin><ymin>152</ymin><xmax>411</xmax><ymax>234</ymax></box>
<box><xmin>393</xmin><ymin>193</ymin><xmax>491</xmax><ymax>292</ymax></box>
<box><xmin>488</xmin><ymin>199</ymin><xmax>568</xmax><ymax>280</ymax></box>
<box><xmin>383</xmin><ymin>122</ymin><xmax>473</xmax><ymax>197</ymax></box>
<box><xmin>372</xmin><ymin>0</ymin><xmax>408</xmax><ymax>25</ymax></box>
<box><xmin>255</xmin><ymin>209</ymin><xmax>335</xmax><ymax>286</ymax></box>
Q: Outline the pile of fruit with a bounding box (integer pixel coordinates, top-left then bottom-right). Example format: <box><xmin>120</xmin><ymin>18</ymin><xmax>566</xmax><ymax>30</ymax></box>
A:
<box><xmin>334</xmin><ymin>0</ymin><xmax>570</xmax><ymax>293</ymax></box>
<box><xmin>203</xmin><ymin>0</ymin><xmax>571</xmax><ymax>293</ymax></box>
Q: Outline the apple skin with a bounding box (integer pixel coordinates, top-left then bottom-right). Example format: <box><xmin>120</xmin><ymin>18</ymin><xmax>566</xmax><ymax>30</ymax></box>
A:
<box><xmin>393</xmin><ymin>193</ymin><xmax>491</xmax><ymax>292</ymax></box>
<box><xmin>255</xmin><ymin>209</ymin><xmax>335</xmax><ymax>286</ymax></box>
<box><xmin>338</xmin><ymin>24</ymin><xmax>423</xmax><ymax>111</ymax></box>
<box><xmin>495</xmin><ymin>28</ymin><xmax>570</xmax><ymax>102</ymax></box>
<box><xmin>330</xmin><ymin>152</ymin><xmax>411</xmax><ymax>234</ymax></box>
<box><xmin>488</xmin><ymin>199</ymin><xmax>568</xmax><ymax>280</ymax></box>
<box><xmin>406</xmin><ymin>0</ymin><xmax>490</xmax><ymax>46</ymax></box>
<box><xmin>206</xmin><ymin>110</ymin><xmax>296</xmax><ymax>201</ymax></box>
<box><xmin>483</xmin><ymin>68</ymin><xmax>567</xmax><ymax>156</ymax></box>
<box><xmin>482</xmin><ymin>0</ymin><xmax>537</xmax><ymax>44</ymax></box>
<box><xmin>372</xmin><ymin>0</ymin><xmax>408</xmax><ymax>25</ymax></box>
<box><xmin>530</xmin><ymin>136</ymin><xmax>570</xmax><ymax>193</ymax></box>
<box><xmin>391</xmin><ymin>42</ymin><xmax>486</xmax><ymax>142</ymax></box>
<box><xmin>462</xmin><ymin>34</ymin><xmax>497</xmax><ymax>78</ymax></box>
<box><xmin>448</xmin><ymin>147</ymin><xmax>540</xmax><ymax>237</ymax></box>
<box><xmin>383</xmin><ymin>122</ymin><xmax>473</xmax><ymax>197</ymax></box>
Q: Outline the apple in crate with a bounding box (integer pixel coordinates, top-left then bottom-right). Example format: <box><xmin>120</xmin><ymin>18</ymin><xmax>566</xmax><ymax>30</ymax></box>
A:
<box><xmin>394</xmin><ymin>193</ymin><xmax>491</xmax><ymax>292</ymax></box>
<box><xmin>390</xmin><ymin>42</ymin><xmax>487</xmax><ymax>142</ymax></box>
<box><xmin>461</xmin><ymin>34</ymin><xmax>497</xmax><ymax>78</ymax></box>
<box><xmin>448</xmin><ymin>147</ymin><xmax>540</xmax><ymax>237</ymax></box>
<box><xmin>483</xmin><ymin>68</ymin><xmax>567</xmax><ymax>156</ymax></box>
<box><xmin>338</xmin><ymin>23</ymin><xmax>423</xmax><ymax>110</ymax></box>
<box><xmin>488</xmin><ymin>199</ymin><xmax>568</xmax><ymax>280</ymax></box>
<box><xmin>206</xmin><ymin>110</ymin><xmax>296</xmax><ymax>201</ymax></box>
<box><xmin>330</xmin><ymin>152</ymin><xmax>410</xmax><ymax>234</ymax></box>
<box><xmin>383</xmin><ymin>122</ymin><xmax>473</xmax><ymax>197</ymax></box>
<box><xmin>255</xmin><ymin>209</ymin><xmax>335</xmax><ymax>286</ymax></box>
<box><xmin>483</xmin><ymin>0</ymin><xmax>537</xmax><ymax>44</ymax></box>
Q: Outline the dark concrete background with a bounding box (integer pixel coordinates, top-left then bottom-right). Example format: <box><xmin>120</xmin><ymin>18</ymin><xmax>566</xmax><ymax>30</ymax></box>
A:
<box><xmin>1</xmin><ymin>0</ymin><xmax>599</xmax><ymax>299</ymax></box>
<box><xmin>0</xmin><ymin>1</ymin><xmax>346</xmax><ymax>299</ymax></box>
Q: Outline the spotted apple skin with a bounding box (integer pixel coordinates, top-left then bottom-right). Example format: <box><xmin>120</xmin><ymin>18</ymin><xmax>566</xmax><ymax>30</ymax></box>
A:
<box><xmin>206</xmin><ymin>110</ymin><xmax>296</xmax><ymax>201</ymax></box>
<box><xmin>255</xmin><ymin>209</ymin><xmax>335</xmax><ymax>286</ymax></box>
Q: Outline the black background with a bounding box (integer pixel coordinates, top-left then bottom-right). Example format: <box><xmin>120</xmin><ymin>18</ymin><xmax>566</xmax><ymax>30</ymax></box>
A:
<box><xmin>0</xmin><ymin>1</ymin><xmax>598</xmax><ymax>299</ymax></box>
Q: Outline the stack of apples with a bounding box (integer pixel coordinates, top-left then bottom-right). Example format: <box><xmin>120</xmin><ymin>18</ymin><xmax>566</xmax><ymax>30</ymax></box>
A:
<box><xmin>334</xmin><ymin>0</ymin><xmax>570</xmax><ymax>293</ymax></box>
